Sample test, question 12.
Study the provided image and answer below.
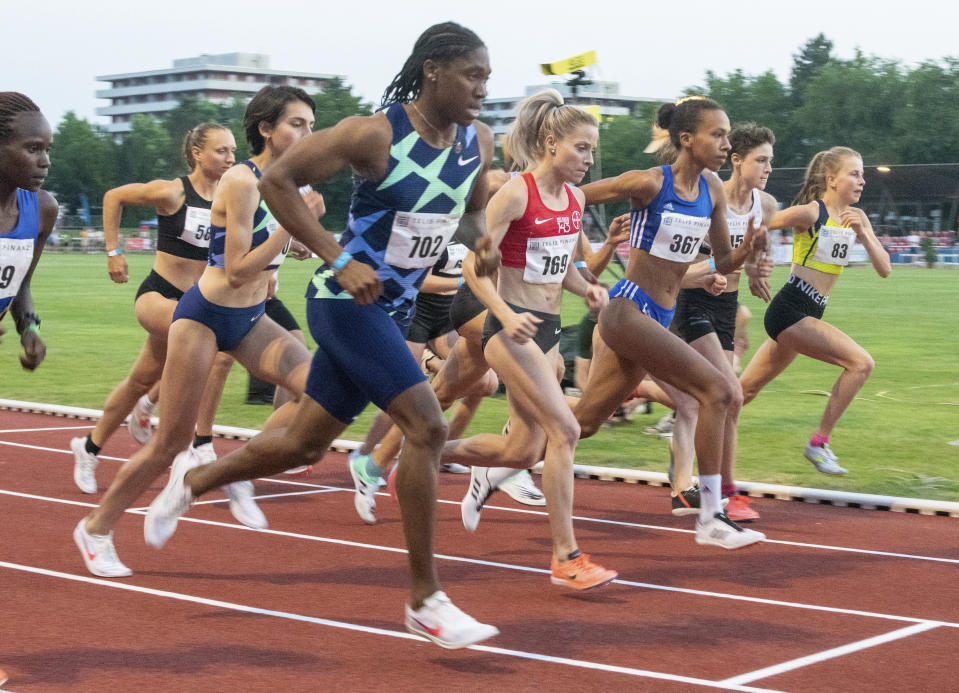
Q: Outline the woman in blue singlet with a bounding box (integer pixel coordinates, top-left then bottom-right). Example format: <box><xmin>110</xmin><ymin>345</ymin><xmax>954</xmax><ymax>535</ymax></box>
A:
<box><xmin>144</xmin><ymin>22</ymin><xmax>500</xmax><ymax>650</ymax></box>
<box><xmin>70</xmin><ymin>122</ymin><xmax>237</xmax><ymax>495</ymax></box>
<box><xmin>74</xmin><ymin>86</ymin><xmax>319</xmax><ymax>579</ymax></box>
<box><xmin>740</xmin><ymin>146</ymin><xmax>890</xmax><ymax>476</ymax></box>
<box><xmin>0</xmin><ymin>92</ymin><xmax>57</xmax><ymax>370</ymax></box>
<box><xmin>575</xmin><ymin>97</ymin><xmax>768</xmax><ymax>550</ymax></box>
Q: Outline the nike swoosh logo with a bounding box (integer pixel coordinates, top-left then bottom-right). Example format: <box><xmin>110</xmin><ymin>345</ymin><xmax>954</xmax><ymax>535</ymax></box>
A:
<box><xmin>80</xmin><ymin>535</ymin><xmax>96</xmax><ymax>560</ymax></box>
<box><xmin>554</xmin><ymin>328</ymin><xmax>561</xmax><ymax>334</ymax></box>
<box><xmin>458</xmin><ymin>155</ymin><xmax>478</xmax><ymax>166</ymax></box>
<box><xmin>534</xmin><ymin>218</ymin><xmax>551</xmax><ymax>225</ymax></box>
<box><xmin>250</xmin><ymin>312</ymin><xmax>264</xmax><ymax>323</ymax></box>
<box><xmin>411</xmin><ymin>616</ymin><xmax>442</xmax><ymax>636</ymax></box>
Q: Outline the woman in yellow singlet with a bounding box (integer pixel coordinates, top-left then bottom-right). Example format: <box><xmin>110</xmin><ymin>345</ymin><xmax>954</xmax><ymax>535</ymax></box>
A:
<box><xmin>740</xmin><ymin>146</ymin><xmax>890</xmax><ymax>475</ymax></box>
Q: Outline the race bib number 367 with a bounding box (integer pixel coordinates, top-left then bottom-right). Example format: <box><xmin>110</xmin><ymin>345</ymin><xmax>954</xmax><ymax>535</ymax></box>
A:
<box><xmin>649</xmin><ymin>212</ymin><xmax>710</xmax><ymax>262</ymax></box>
<box><xmin>385</xmin><ymin>212</ymin><xmax>461</xmax><ymax>269</ymax></box>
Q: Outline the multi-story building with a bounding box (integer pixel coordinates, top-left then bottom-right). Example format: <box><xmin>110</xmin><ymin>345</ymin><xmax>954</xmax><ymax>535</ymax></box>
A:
<box><xmin>96</xmin><ymin>52</ymin><xmax>341</xmax><ymax>134</ymax></box>
<box><xmin>481</xmin><ymin>80</ymin><xmax>669</xmax><ymax>137</ymax></box>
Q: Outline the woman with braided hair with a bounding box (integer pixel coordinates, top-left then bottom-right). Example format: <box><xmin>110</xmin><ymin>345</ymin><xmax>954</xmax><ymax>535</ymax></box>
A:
<box><xmin>0</xmin><ymin>92</ymin><xmax>57</xmax><ymax>370</ymax></box>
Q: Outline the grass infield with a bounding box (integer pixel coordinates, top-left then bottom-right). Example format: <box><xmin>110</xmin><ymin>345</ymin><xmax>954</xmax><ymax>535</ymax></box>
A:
<box><xmin>2</xmin><ymin>252</ymin><xmax>956</xmax><ymax>501</ymax></box>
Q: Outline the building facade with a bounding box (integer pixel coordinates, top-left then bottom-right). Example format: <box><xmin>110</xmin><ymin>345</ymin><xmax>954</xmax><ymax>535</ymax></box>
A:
<box><xmin>96</xmin><ymin>52</ymin><xmax>341</xmax><ymax>134</ymax></box>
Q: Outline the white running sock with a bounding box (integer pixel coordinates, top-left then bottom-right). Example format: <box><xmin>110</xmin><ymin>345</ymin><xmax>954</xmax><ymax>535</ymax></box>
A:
<box><xmin>699</xmin><ymin>474</ymin><xmax>723</xmax><ymax>523</ymax></box>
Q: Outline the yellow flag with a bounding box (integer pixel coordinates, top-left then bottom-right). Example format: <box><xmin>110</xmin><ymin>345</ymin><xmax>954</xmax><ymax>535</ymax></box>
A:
<box><xmin>583</xmin><ymin>105</ymin><xmax>602</xmax><ymax>121</ymax></box>
<box><xmin>541</xmin><ymin>50</ymin><xmax>597</xmax><ymax>76</ymax></box>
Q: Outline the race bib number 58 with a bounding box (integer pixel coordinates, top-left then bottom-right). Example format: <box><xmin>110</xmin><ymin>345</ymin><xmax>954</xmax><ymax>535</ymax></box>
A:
<box><xmin>179</xmin><ymin>206</ymin><xmax>213</xmax><ymax>248</ymax></box>
<box><xmin>385</xmin><ymin>211</ymin><xmax>461</xmax><ymax>269</ymax></box>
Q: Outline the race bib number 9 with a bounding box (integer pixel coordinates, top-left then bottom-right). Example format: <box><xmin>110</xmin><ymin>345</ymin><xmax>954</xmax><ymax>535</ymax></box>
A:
<box><xmin>524</xmin><ymin>234</ymin><xmax>579</xmax><ymax>284</ymax></box>
<box><xmin>179</xmin><ymin>206</ymin><xmax>213</xmax><ymax>248</ymax></box>
<box><xmin>814</xmin><ymin>225</ymin><xmax>856</xmax><ymax>266</ymax></box>
<box><xmin>385</xmin><ymin>212</ymin><xmax>461</xmax><ymax>269</ymax></box>
<box><xmin>0</xmin><ymin>237</ymin><xmax>34</xmax><ymax>299</ymax></box>
<box><xmin>649</xmin><ymin>212</ymin><xmax>710</xmax><ymax>262</ymax></box>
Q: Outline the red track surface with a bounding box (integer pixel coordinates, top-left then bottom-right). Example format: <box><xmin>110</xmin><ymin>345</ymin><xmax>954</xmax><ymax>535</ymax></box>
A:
<box><xmin>1</xmin><ymin>409</ymin><xmax>957</xmax><ymax>692</ymax></box>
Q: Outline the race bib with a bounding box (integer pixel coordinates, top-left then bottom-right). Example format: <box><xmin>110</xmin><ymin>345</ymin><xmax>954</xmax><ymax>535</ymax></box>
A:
<box><xmin>814</xmin><ymin>225</ymin><xmax>856</xmax><ymax>266</ymax></box>
<box><xmin>727</xmin><ymin>215</ymin><xmax>753</xmax><ymax>249</ymax></box>
<box><xmin>179</xmin><ymin>205</ymin><xmax>213</xmax><ymax>248</ymax></box>
<box><xmin>438</xmin><ymin>241</ymin><xmax>468</xmax><ymax>276</ymax></box>
<box><xmin>649</xmin><ymin>212</ymin><xmax>710</xmax><ymax>262</ymax></box>
<box><xmin>385</xmin><ymin>212</ymin><xmax>461</xmax><ymax>269</ymax></box>
<box><xmin>524</xmin><ymin>234</ymin><xmax>579</xmax><ymax>284</ymax></box>
<box><xmin>0</xmin><ymin>237</ymin><xmax>34</xmax><ymax>299</ymax></box>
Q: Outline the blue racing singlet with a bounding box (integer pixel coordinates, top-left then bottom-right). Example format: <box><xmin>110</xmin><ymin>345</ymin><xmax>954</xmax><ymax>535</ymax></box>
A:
<box><xmin>0</xmin><ymin>188</ymin><xmax>40</xmax><ymax>315</ymax></box>
<box><xmin>307</xmin><ymin>102</ymin><xmax>482</xmax><ymax>325</ymax></box>
<box><xmin>208</xmin><ymin>160</ymin><xmax>287</xmax><ymax>271</ymax></box>
<box><xmin>629</xmin><ymin>165</ymin><xmax>713</xmax><ymax>263</ymax></box>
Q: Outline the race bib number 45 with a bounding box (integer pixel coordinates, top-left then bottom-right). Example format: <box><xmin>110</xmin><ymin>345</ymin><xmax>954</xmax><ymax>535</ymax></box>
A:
<box><xmin>385</xmin><ymin>212</ymin><xmax>461</xmax><ymax>269</ymax></box>
<box><xmin>524</xmin><ymin>234</ymin><xmax>579</xmax><ymax>284</ymax></box>
<box><xmin>814</xmin><ymin>225</ymin><xmax>856</xmax><ymax>266</ymax></box>
<box><xmin>179</xmin><ymin>206</ymin><xmax>213</xmax><ymax>248</ymax></box>
<box><xmin>649</xmin><ymin>212</ymin><xmax>710</xmax><ymax>263</ymax></box>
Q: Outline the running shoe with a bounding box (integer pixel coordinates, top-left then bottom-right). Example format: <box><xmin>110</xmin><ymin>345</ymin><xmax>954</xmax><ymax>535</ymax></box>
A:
<box><xmin>498</xmin><ymin>470</ymin><xmax>546</xmax><ymax>506</ymax></box>
<box><xmin>644</xmin><ymin>413</ymin><xmax>674</xmax><ymax>438</ymax></box>
<box><xmin>73</xmin><ymin>518</ymin><xmax>132</xmax><ymax>577</ymax></box>
<box><xmin>461</xmin><ymin>466</ymin><xmax>496</xmax><ymax>532</ymax></box>
<box><xmin>348</xmin><ymin>449</ymin><xmax>378</xmax><ymax>525</ymax></box>
<box><xmin>404</xmin><ymin>591</ymin><xmax>499</xmax><ymax>649</ymax></box>
<box><xmin>127</xmin><ymin>395</ymin><xmax>154</xmax><ymax>444</ymax></box>
<box><xmin>143</xmin><ymin>448</ymin><xmax>200</xmax><ymax>548</ymax></box>
<box><xmin>225</xmin><ymin>480</ymin><xmax>267</xmax><ymax>529</ymax></box>
<box><xmin>440</xmin><ymin>462</ymin><xmax>470</xmax><ymax>474</ymax></box>
<box><xmin>550</xmin><ymin>553</ymin><xmax>618</xmax><ymax>590</ymax></box>
<box><xmin>695</xmin><ymin>512</ymin><xmax>765</xmax><ymax>549</ymax></box>
<box><xmin>725</xmin><ymin>494</ymin><xmax>759</xmax><ymax>522</ymax></box>
<box><xmin>71</xmin><ymin>437</ymin><xmax>99</xmax><ymax>494</ymax></box>
<box><xmin>804</xmin><ymin>442</ymin><xmax>848</xmax><ymax>475</ymax></box>
<box><xmin>193</xmin><ymin>442</ymin><xmax>216</xmax><ymax>465</ymax></box>
<box><xmin>670</xmin><ymin>485</ymin><xmax>728</xmax><ymax>516</ymax></box>
<box><xmin>283</xmin><ymin>464</ymin><xmax>313</xmax><ymax>475</ymax></box>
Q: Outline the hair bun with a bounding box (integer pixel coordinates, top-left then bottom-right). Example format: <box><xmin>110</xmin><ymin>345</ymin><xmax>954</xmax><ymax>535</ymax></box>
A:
<box><xmin>656</xmin><ymin>103</ymin><xmax>676</xmax><ymax>130</ymax></box>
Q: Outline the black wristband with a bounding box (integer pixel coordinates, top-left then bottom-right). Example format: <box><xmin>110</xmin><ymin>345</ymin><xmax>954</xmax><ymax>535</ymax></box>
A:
<box><xmin>15</xmin><ymin>312</ymin><xmax>41</xmax><ymax>335</ymax></box>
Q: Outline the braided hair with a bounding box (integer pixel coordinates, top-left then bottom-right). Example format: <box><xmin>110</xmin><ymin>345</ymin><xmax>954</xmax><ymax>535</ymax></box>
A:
<box><xmin>381</xmin><ymin>22</ymin><xmax>485</xmax><ymax>106</ymax></box>
<box><xmin>0</xmin><ymin>92</ymin><xmax>40</xmax><ymax>143</ymax></box>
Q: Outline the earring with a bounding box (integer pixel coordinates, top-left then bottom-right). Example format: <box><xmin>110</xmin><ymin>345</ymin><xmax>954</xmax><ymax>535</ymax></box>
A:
<box><xmin>550</xmin><ymin>148</ymin><xmax>556</xmax><ymax>155</ymax></box>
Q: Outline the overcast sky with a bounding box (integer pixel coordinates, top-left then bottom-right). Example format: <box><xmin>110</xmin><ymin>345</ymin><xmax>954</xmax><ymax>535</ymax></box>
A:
<box><xmin>8</xmin><ymin>0</ymin><xmax>958</xmax><ymax>128</ymax></box>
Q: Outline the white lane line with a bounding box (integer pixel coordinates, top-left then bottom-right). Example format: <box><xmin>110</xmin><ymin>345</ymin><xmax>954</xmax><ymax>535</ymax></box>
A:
<box><xmin>0</xmin><ymin>425</ymin><xmax>93</xmax><ymax>434</ymax></box>
<box><xmin>719</xmin><ymin>622</ymin><xmax>942</xmax><ymax>686</ymax></box>
<box><xmin>0</xmin><ymin>559</ymin><xmax>783</xmax><ymax>692</ymax></box>
<box><xmin>4</xmin><ymin>441</ymin><xmax>959</xmax><ymax>566</ymax></box>
<box><xmin>130</xmin><ymin>488</ymin><xmax>341</xmax><ymax>511</ymax></box>
<box><xmin>3</xmin><ymin>488</ymin><xmax>954</xmax><ymax>630</ymax></box>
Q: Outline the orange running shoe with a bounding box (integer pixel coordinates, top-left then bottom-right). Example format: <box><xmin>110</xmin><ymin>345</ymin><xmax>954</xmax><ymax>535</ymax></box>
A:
<box><xmin>550</xmin><ymin>553</ymin><xmax>617</xmax><ymax>590</ymax></box>
<box><xmin>725</xmin><ymin>494</ymin><xmax>759</xmax><ymax>522</ymax></box>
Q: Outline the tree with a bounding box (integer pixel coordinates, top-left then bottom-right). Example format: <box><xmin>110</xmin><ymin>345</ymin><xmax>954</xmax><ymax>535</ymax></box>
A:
<box><xmin>790</xmin><ymin>34</ymin><xmax>834</xmax><ymax>107</ymax></box>
<box><xmin>114</xmin><ymin>114</ymin><xmax>172</xmax><ymax>225</ymax></box>
<box><xmin>46</xmin><ymin>112</ymin><xmax>117</xmax><ymax>214</ymax></box>
<box><xmin>161</xmin><ymin>95</ymin><xmax>223</xmax><ymax>175</ymax></box>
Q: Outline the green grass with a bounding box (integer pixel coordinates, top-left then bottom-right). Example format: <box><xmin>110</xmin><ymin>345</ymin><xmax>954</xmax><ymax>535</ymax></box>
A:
<box><xmin>3</xmin><ymin>253</ymin><xmax>957</xmax><ymax>501</ymax></box>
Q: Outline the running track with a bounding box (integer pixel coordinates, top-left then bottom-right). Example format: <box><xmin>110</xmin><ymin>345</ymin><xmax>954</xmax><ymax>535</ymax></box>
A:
<box><xmin>1</xmin><ymin>409</ymin><xmax>957</xmax><ymax>691</ymax></box>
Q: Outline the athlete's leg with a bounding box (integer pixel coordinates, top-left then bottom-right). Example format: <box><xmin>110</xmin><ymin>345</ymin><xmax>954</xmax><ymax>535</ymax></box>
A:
<box><xmin>194</xmin><ymin>352</ymin><xmax>234</xmax><ymax>439</ymax></box>
<box><xmin>574</xmin><ymin>329</ymin><xmax>647</xmax><ymax>440</ymax></box>
<box><xmin>740</xmin><ymin>337</ymin><xmax>799</xmax><ymax>405</ymax></box>
<box><xmin>273</xmin><ymin>328</ymin><xmax>307</xmax><ymax>408</ymax></box>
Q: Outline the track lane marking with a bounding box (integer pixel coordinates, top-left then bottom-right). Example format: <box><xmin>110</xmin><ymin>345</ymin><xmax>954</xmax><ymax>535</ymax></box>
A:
<box><xmin>719</xmin><ymin>622</ymin><xmax>942</xmax><ymax>685</ymax></box>
<box><xmin>1</xmin><ymin>488</ymin><xmax>956</xmax><ymax>630</ymax></box>
<box><xmin>0</xmin><ymin>559</ymin><xmax>784</xmax><ymax>692</ymax></box>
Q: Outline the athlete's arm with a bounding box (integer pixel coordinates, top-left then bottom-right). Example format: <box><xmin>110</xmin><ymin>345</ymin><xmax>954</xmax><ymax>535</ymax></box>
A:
<box><xmin>221</xmin><ymin>167</ymin><xmax>289</xmax><ymax>288</ymax></box>
<box><xmin>101</xmin><ymin>178</ymin><xmax>184</xmax><ymax>284</ymax></box>
<box><xmin>259</xmin><ymin>116</ymin><xmax>385</xmax><ymax>305</ymax></box>
<box><xmin>769</xmin><ymin>201</ymin><xmax>819</xmax><ymax>233</ymax></box>
<box><xmin>12</xmin><ymin>190</ymin><xmax>57</xmax><ymax>370</ymax></box>
<box><xmin>580</xmin><ymin>168</ymin><xmax>661</xmax><ymax>208</ymax></box>
<box><xmin>843</xmin><ymin>207</ymin><xmax>891</xmax><ymax>278</ymax></box>
<box><xmin>457</xmin><ymin>123</ymin><xmax>499</xmax><ymax>276</ymax></box>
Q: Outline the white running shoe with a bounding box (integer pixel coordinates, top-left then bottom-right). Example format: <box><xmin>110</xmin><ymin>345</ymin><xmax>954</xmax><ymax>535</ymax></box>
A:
<box><xmin>440</xmin><ymin>462</ymin><xmax>470</xmax><ymax>474</ymax></box>
<box><xmin>127</xmin><ymin>395</ymin><xmax>154</xmax><ymax>444</ymax></box>
<box><xmin>461</xmin><ymin>466</ymin><xmax>495</xmax><ymax>532</ymax></box>
<box><xmin>225</xmin><ymin>480</ymin><xmax>267</xmax><ymax>530</ymax></box>
<box><xmin>497</xmin><ymin>470</ymin><xmax>546</xmax><ymax>506</ymax></box>
<box><xmin>71</xmin><ymin>437</ymin><xmax>99</xmax><ymax>494</ymax></box>
<box><xmin>404</xmin><ymin>591</ymin><xmax>499</xmax><ymax>649</ymax></box>
<box><xmin>348</xmin><ymin>449</ymin><xmax>378</xmax><ymax>525</ymax></box>
<box><xmin>283</xmin><ymin>465</ymin><xmax>312</xmax><ymax>475</ymax></box>
<box><xmin>804</xmin><ymin>442</ymin><xmax>848</xmax><ymax>475</ymax></box>
<box><xmin>695</xmin><ymin>512</ymin><xmax>765</xmax><ymax>549</ymax></box>
<box><xmin>144</xmin><ymin>448</ymin><xmax>200</xmax><ymax>548</ymax></box>
<box><xmin>193</xmin><ymin>442</ymin><xmax>216</xmax><ymax>465</ymax></box>
<box><xmin>644</xmin><ymin>413</ymin><xmax>674</xmax><ymax>439</ymax></box>
<box><xmin>73</xmin><ymin>518</ymin><xmax>132</xmax><ymax>577</ymax></box>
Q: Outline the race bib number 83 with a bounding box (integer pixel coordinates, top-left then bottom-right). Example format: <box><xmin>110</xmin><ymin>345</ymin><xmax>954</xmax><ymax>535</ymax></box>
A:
<box><xmin>814</xmin><ymin>225</ymin><xmax>856</xmax><ymax>266</ymax></box>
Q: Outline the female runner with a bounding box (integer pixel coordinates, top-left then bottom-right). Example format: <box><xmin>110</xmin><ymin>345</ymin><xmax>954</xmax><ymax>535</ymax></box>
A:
<box><xmin>73</xmin><ymin>85</ymin><xmax>319</xmax><ymax>577</ymax></box>
<box><xmin>740</xmin><ymin>146</ymin><xmax>890</xmax><ymax>475</ymax></box>
<box><xmin>574</xmin><ymin>97</ymin><xmax>767</xmax><ymax>549</ymax></box>
<box><xmin>70</xmin><ymin>122</ymin><xmax>237</xmax><ymax>493</ymax></box>
<box><xmin>439</xmin><ymin>89</ymin><xmax>617</xmax><ymax>590</ymax></box>
<box><xmin>0</xmin><ymin>92</ymin><xmax>57</xmax><ymax>369</ymax></box>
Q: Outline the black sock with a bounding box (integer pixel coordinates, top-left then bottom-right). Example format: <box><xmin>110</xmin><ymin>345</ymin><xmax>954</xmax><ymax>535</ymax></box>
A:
<box><xmin>566</xmin><ymin>549</ymin><xmax>581</xmax><ymax>562</ymax></box>
<box><xmin>85</xmin><ymin>435</ymin><xmax>101</xmax><ymax>456</ymax></box>
<box><xmin>193</xmin><ymin>434</ymin><xmax>213</xmax><ymax>448</ymax></box>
